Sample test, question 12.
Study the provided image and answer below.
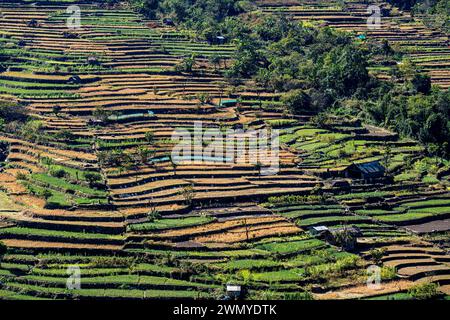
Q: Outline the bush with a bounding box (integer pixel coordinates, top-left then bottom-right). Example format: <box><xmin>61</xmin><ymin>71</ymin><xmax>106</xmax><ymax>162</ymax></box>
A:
<box><xmin>369</xmin><ymin>248</ymin><xmax>386</xmax><ymax>264</ymax></box>
<box><xmin>0</xmin><ymin>240</ymin><xmax>7</xmax><ymax>261</ymax></box>
<box><xmin>284</xmin><ymin>291</ymin><xmax>314</xmax><ymax>300</ymax></box>
<box><xmin>84</xmin><ymin>172</ymin><xmax>102</xmax><ymax>186</ymax></box>
<box><xmin>282</xmin><ymin>89</ymin><xmax>311</xmax><ymax>114</ymax></box>
<box><xmin>0</xmin><ymin>99</ymin><xmax>28</xmax><ymax>122</ymax></box>
<box><xmin>49</xmin><ymin>168</ymin><xmax>67</xmax><ymax>179</ymax></box>
<box><xmin>15</xmin><ymin>172</ymin><xmax>27</xmax><ymax>180</ymax></box>
<box><xmin>380</xmin><ymin>266</ymin><xmax>397</xmax><ymax>281</ymax></box>
<box><xmin>41</xmin><ymin>189</ymin><xmax>53</xmax><ymax>200</ymax></box>
<box><xmin>408</xmin><ymin>282</ymin><xmax>440</xmax><ymax>300</ymax></box>
<box><xmin>266</xmin><ymin>195</ymin><xmax>322</xmax><ymax>206</ymax></box>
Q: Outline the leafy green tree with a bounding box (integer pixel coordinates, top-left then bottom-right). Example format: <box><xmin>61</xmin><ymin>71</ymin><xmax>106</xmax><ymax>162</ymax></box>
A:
<box><xmin>93</xmin><ymin>106</ymin><xmax>111</xmax><ymax>122</ymax></box>
<box><xmin>144</xmin><ymin>131</ymin><xmax>155</xmax><ymax>144</ymax></box>
<box><xmin>410</xmin><ymin>73</ymin><xmax>431</xmax><ymax>94</ymax></box>
<box><xmin>136</xmin><ymin>146</ymin><xmax>153</xmax><ymax>165</ymax></box>
<box><xmin>316</xmin><ymin>45</ymin><xmax>369</xmax><ymax>97</ymax></box>
<box><xmin>175</xmin><ymin>55</ymin><xmax>196</xmax><ymax>73</ymax></box>
<box><xmin>84</xmin><ymin>172</ymin><xmax>102</xmax><ymax>186</ymax></box>
<box><xmin>209</xmin><ymin>54</ymin><xmax>222</xmax><ymax>72</ymax></box>
<box><xmin>282</xmin><ymin>89</ymin><xmax>311</xmax><ymax>114</ymax></box>
<box><xmin>147</xmin><ymin>206</ymin><xmax>161</xmax><ymax>222</ymax></box>
<box><xmin>52</xmin><ymin>105</ymin><xmax>62</xmax><ymax>117</ymax></box>
<box><xmin>0</xmin><ymin>99</ymin><xmax>28</xmax><ymax>122</ymax></box>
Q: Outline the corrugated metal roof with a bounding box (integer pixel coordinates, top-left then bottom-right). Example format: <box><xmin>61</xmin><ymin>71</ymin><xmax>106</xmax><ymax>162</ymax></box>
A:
<box><xmin>354</xmin><ymin>161</ymin><xmax>385</xmax><ymax>174</ymax></box>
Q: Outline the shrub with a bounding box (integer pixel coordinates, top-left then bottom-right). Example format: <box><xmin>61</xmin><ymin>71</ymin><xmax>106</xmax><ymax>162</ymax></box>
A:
<box><xmin>49</xmin><ymin>168</ymin><xmax>67</xmax><ymax>179</ymax></box>
<box><xmin>144</xmin><ymin>131</ymin><xmax>155</xmax><ymax>144</ymax></box>
<box><xmin>83</xmin><ymin>172</ymin><xmax>102</xmax><ymax>186</ymax></box>
<box><xmin>369</xmin><ymin>248</ymin><xmax>386</xmax><ymax>264</ymax></box>
<box><xmin>15</xmin><ymin>172</ymin><xmax>27</xmax><ymax>180</ymax></box>
<box><xmin>90</xmin><ymin>256</ymin><xmax>135</xmax><ymax>268</ymax></box>
<box><xmin>40</xmin><ymin>189</ymin><xmax>53</xmax><ymax>200</ymax></box>
<box><xmin>380</xmin><ymin>266</ymin><xmax>397</xmax><ymax>281</ymax></box>
<box><xmin>408</xmin><ymin>282</ymin><xmax>440</xmax><ymax>300</ymax></box>
<box><xmin>266</xmin><ymin>195</ymin><xmax>322</xmax><ymax>206</ymax></box>
<box><xmin>0</xmin><ymin>240</ymin><xmax>7</xmax><ymax>262</ymax></box>
<box><xmin>284</xmin><ymin>291</ymin><xmax>314</xmax><ymax>300</ymax></box>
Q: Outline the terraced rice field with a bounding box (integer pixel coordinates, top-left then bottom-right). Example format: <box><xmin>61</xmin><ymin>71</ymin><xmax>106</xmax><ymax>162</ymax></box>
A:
<box><xmin>256</xmin><ymin>0</ymin><xmax>450</xmax><ymax>89</ymax></box>
<box><xmin>0</xmin><ymin>0</ymin><xmax>449</xmax><ymax>301</ymax></box>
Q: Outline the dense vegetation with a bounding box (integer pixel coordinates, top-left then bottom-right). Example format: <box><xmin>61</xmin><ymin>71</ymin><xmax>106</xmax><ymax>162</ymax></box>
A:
<box><xmin>129</xmin><ymin>0</ymin><xmax>450</xmax><ymax>158</ymax></box>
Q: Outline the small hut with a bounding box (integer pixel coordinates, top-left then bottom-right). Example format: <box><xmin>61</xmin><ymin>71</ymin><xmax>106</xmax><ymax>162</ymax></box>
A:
<box><xmin>27</xmin><ymin>19</ymin><xmax>39</xmax><ymax>28</ymax></box>
<box><xmin>226</xmin><ymin>284</ymin><xmax>244</xmax><ymax>299</ymax></box>
<box><xmin>210</xmin><ymin>35</ymin><xmax>226</xmax><ymax>44</ymax></box>
<box><xmin>344</xmin><ymin>161</ymin><xmax>385</xmax><ymax>181</ymax></box>
<box><xmin>162</xmin><ymin>18</ymin><xmax>174</xmax><ymax>26</ymax></box>
<box><xmin>68</xmin><ymin>75</ymin><xmax>82</xmax><ymax>84</ymax></box>
<box><xmin>63</xmin><ymin>31</ymin><xmax>79</xmax><ymax>39</ymax></box>
<box><xmin>309</xmin><ymin>225</ymin><xmax>330</xmax><ymax>237</ymax></box>
<box><xmin>328</xmin><ymin>226</ymin><xmax>362</xmax><ymax>251</ymax></box>
<box><xmin>87</xmin><ymin>56</ymin><xmax>100</xmax><ymax>65</ymax></box>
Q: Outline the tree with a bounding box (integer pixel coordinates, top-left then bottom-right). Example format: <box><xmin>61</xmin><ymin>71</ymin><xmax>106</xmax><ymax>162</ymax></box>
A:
<box><xmin>380</xmin><ymin>39</ymin><xmax>393</xmax><ymax>56</ymax></box>
<box><xmin>20</xmin><ymin>120</ymin><xmax>46</xmax><ymax>143</ymax></box>
<box><xmin>41</xmin><ymin>189</ymin><xmax>53</xmax><ymax>200</ymax></box>
<box><xmin>317</xmin><ymin>45</ymin><xmax>369</xmax><ymax>97</ymax></box>
<box><xmin>383</xmin><ymin>142</ymin><xmax>392</xmax><ymax>170</ymax></box>
<box><xmin>209</xmin><ymin>54</ymin><xmax>222</xmax><ymax>72</ymax></box>
<box><xmin>254</xmin><ymin>162</ymin><xmax>262</xmax><ymax>176</ymax></box>
<box><xmin>369</xmin><ymin>248</ymin><xmax>386</xmax><ymax>265</ymax></box>
<box><xmin>175</xmin><ymin>55</ymin><xmax>196</xmax><ymax>73</ymax></box>
<box><xmin>241</xmin><ymin>218</ymin><xmax>251</xmax><ymax>242</ymax></box>
<box><xmin>144</xmin><ymin>131</ymin><xmax>155</xmax><ymax>144</ymax></box>
<box><xmin>180</xmin><ymin>184</ymin><xmax>194</xmax><ymax>206</ymax></box>
<box><xmin>0</xmin><ymin>241</ymin><xmax>7</xmax><ymax>262</ymax></box>
<box><xmin>136</xmin><ymin>146</ymin><xmax>153</xmax><ymax>165</ymax></box>
<box><xmin>281</xmin><ymin>89</ymin><xmax>311</xmax><ymax>114</ymax></box>
<box><xmin>147</xmin><ymin>206</ymin><xmax>160</xmax><ymax>222</ymax></box>
<box><xmin>134</xmin><ymin>0</ymin><xmax>159</xmax><ymax>19</ymax></box>
<box><xmin>310</xmin><ymin>112</ymin><xmax>330</xmax><ymax>129</ymax></box>
<box><xmin>54</xmin><ymin>129</ymin><xmax>74</xmax><ymax>141</ymax></box>
<box><xmin>411</xmin><ymin>73</ymin><xmax>431</xmax><ymax>94</ymax></box>
<box><xmin>84</xmin><ymin>172</ymin><xmax>102</xmax><ymax>187</ymax></box>
<box><xmin>398</xmin><ymin>58</ymin><xmax>417</xmax><ymax>81</ymax></box>
<box><xmin>333</xmin><ymin>227</ymin><xmax>357</xmax><ymax>251</ymax></box>
<box><xmin>93</xmin><ymin>106</ymin><xmax>111</xmax><ymax>122</ymax></box>
<box><xmin>197</xmin><ymin>93</ymin><xmax>211</xmax><ymax>105</ymax></box>
<box><xmin>98</xmin><ymin>149</ymin><xmax>129</xmax><ymax>167</ymax></box>
<box><xmin>49</xmin><ymin>168</ymin><xmax>67</xmax><ymax>178</ymax></box>
<box><xmin>170</xmin><ymin>155</ymin><xmax>178</xmax><ymax>175</ymax></box>
<box><xmin>52</xmin><ymin>105</ymin><xmax>62</xmax><ymax>117</ymax></box>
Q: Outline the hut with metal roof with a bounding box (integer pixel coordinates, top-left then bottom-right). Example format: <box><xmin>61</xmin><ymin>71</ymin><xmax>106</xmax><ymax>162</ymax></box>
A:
<box><xmin>344</xmin><ymin>161</ymin><xmax>385</xmax><ymax>180</ymax></box>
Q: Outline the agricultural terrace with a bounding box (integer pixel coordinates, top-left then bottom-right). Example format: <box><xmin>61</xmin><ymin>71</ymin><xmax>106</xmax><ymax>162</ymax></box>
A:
<box><xmin>256</xmin><ymin>0</ymin><xmax>450</xmax><ymax>89</ymax></box>
<box><xmin>0</xmin><ymin>0</ymin><xmax>449</xmax><ymax>300</ymax></box>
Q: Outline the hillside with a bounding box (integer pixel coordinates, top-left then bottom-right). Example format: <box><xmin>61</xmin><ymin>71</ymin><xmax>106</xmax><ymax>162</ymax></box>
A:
<box><xmin>0</xmin><ymin>0</ymin><xmax>449</xmax><ymax>301</ymax></box>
